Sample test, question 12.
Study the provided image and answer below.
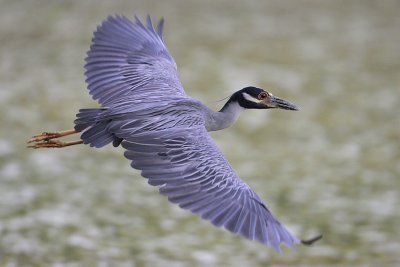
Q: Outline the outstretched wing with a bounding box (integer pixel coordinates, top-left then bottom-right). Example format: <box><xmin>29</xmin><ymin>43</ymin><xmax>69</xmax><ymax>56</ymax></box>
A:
<box><xmin>107</xmin><ymin>103</ymin><xmax>300</xmax><ymax>252</ymax></box>
<box><xmin>85</xmin><ymin>15</ymin><xmax>185</xmax><ymax>106</ymax></box>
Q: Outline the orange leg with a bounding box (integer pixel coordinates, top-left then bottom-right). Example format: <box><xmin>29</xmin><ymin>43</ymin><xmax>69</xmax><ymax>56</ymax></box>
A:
<box><xmin>28</xmin><ymin>140</ymin><xmax>83</xmax><ymax>149</ymax></box>
<box><xmin>27</xmin><ymin>129</ymin><xmax>82</xmax><ymax>149</ymax></box>
<box><xmin>28</xmin><ymin>129</ymin><xmax>79</xmax><ymax>143</ymax></box>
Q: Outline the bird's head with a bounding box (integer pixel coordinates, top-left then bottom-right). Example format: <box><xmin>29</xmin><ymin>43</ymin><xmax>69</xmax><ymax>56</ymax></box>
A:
<box><xmin>226</xmin><ymin>86</ymin><xmax>298</xmax><ymax>111</ymax></box>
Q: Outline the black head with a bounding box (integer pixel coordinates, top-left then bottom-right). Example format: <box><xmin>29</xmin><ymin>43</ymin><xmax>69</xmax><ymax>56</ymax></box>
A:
<box><xmin>222</xmin><ymin>86</ymin><xmax>298</xmax><ymax>111</ymax></box>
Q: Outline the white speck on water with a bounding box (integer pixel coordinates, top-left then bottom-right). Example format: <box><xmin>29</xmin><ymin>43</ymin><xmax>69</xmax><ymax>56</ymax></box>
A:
<box><xmin>0</xmin><ymin>85</ymin><xmax>13</xmax><ymax>105</ymax></box>
<box><xmin>363</xmin><ymin>191</ymin><xmax>398</xmax><ymax>217</ymax></box>
<box><xmin>375</xmin><ymin>241</ymin><xmax>400</xmax><ymax>254</ymax></box>
<box><xmin>35</xmin><ymin>207</ymin><xmax>80</xmax><ymax>226</ymax></box>
<box><xmin>361</xmin><ymin>229</ymin><xmax>387</xmax><ymax>243</ymax></box>
<box><xmin>4</xmin><ymin>260</ymin><xmax>17</xmax><ymax>267</ymax></box>
<box><xmin>160</xmin><ymin>218</ymin><xmax>177</xmax><ymax>231</ymax></box>
<box><xmin>1</xmin><ymin>161</ymin><xmax>22</xmax><ymax>179</ymax></box>
<box><xmin>68</xmin><ymin>234</ymin><xmax>95</xmax><ymax>249</ymax></box>
<box><xmin>4</xmin><ymin>216</ymin><xmax>35</xmax><ymax>231</ymax></box>
<box><xmin>0</xmin><ymin>139</ymin><xmax>13</xmax><ymax>156</ymax></box>
<box><xmin>2</xmin><ymin>232</ymin><xmax>40</xmax><ymax>253</ymax></box>
<box><xmin>340</xmin><ymin>142</ymin><xmax>360</xmax><ymax>160</ymax></box>
<box><xmin>308</xmin><ymin>245</ymin><xmax>339</xmax><ymax>257</ymax></box>
<box><xmin>1</xmin><ymin>185</ymin><xmax>36</xmax><ymax>206</ymax></box>
<box><xmin>29</xmin><ymin>151</ymin><xmax>66</xmax><ymax>173</ymax></box>
<box><xmin>191</xmin><ymin>250</ymin><xmax>217</xmax><ymax>264</ymax></box>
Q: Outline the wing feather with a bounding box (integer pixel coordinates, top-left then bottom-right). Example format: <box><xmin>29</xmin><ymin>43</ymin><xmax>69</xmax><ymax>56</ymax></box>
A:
<box><xmin>85</xmin><ymin>15</ymin><xmax>185</xmax><ymax>106</ymax></box>
<box><xmin>110</xmin><ymin>112</ymin><xmax>299</xmax><ymax>251</ymax></box>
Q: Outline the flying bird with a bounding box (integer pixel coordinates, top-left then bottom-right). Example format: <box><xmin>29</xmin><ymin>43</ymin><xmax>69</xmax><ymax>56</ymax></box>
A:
<box><xmin>28</xmin><ymin>15</ymin><xmax>321</xmax><ymax>252</ymax></box>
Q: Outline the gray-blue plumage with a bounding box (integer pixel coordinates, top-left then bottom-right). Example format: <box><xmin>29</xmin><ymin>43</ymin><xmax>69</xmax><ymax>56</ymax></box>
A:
<box><xmin>85</xmin><ymin>15</ymin><xmax>185</xmax><ymax>106</ymax></box>
<box><xmin>75</xmin><ymin>15</ymin><xmax>302</xmax><ymax>252</ymax></box>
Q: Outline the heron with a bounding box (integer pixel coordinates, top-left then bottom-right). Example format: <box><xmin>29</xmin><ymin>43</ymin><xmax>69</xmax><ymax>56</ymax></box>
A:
<box><xmin>28</xmin><ymin>15</ymin><xmax>321</xmax><ymax>252</ymax></box>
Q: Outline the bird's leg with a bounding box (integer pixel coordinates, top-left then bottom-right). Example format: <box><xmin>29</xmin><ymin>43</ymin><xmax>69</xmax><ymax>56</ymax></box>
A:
<box><xmin>28</xmin><ymin>129</ymin><xmax>79</xmax><ymax>143</ymax></box>
<box><xmin>27</xmin><ymin>129</ymin><xmax>83</xmax><ymax>149</ymax></box>
<box><xmin>28</xmin><ymin>140</ymin><xmax>83</xmax><ymax>149</ymax></box>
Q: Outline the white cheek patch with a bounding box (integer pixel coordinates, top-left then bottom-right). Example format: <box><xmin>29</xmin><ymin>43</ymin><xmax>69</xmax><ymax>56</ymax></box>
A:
<box><xmin>242</xmin><ymin>93</ymin><xmax>260</xmax><ymax>104</ymax></box>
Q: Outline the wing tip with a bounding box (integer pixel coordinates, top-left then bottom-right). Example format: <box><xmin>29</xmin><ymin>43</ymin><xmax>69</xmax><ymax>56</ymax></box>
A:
<box><xmin>157</xmin><ymin>17</ymin><xmax>165</xmax><ymax>39</ymax></box>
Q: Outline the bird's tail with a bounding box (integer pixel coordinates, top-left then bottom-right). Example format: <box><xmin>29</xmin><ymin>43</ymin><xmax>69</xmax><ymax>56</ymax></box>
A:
<box><xmin>74</xmin><ymin>108</ymin><xmax>107</xmax><ymax>131</ymax></box>
<box><xmin>74</xmin><ymin>108</ymin><xmax>122</xmax><ymax>148</ymax></box>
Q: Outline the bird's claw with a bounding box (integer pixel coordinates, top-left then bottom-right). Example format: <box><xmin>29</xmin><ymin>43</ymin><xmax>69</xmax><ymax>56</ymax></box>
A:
<box><xmin>28</xmin><ymin>132</ymin><xmax>62</xmax><ymax>143</ymax></box>
<box><xmin>27</xmin><ymin>140</ymin><xmax>66</xmax><ymax>149</ymax></box>
<box><xmin>27</xmin><ymin>129</ymin><xmax>82</xmax><ymax>149</ymax></box>
<box><xmin>27</xmin><ymin>139</ymin><xmax>83</xmax><ymax>149</ymax></box>
<box><xmin>28</xmin><ymin>129</ymin><xmax>79</xmax><ymax>144</ymax></box>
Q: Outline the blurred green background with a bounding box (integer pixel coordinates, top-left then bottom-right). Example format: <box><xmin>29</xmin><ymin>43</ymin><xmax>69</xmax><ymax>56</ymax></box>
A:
<box><xmin>1</xmin><ymin>0</ymin><xmax>399</xmax><ymax>266</ymax></box>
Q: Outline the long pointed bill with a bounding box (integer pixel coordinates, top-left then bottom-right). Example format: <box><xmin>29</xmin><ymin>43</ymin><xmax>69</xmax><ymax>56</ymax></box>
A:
<box><xmin>269</xmin><ymin>96</ymin><xmax>299</xmax><ymax>110</ymax></box>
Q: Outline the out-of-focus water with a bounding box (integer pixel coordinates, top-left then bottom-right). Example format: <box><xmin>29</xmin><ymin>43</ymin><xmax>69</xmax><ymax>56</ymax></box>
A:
<box><xmin>1</xmin><ymin>0</ymin><xmax>399</xmax><ymax>266</ymax></box>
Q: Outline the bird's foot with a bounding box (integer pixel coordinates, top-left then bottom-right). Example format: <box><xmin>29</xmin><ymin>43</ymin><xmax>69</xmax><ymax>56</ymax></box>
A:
<box><xmin>27</xmin><ymin>140</ymin><xmax>83</xmax><ymax>149</ymax></box>
<box><xmin>28</xmin><ymin>129</ymin><xmax>79</xmax><ymax>143</ymax></box>
<box><xmin>27</xmin><ymin>129</ymin><xmax>82</xmax><ymax>149</ymax></box>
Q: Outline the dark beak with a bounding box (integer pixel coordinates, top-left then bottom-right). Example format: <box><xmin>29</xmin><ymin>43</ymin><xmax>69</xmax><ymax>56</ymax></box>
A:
<box><xmin>269</xmin><ymin>96</ymin><xmax>299</xmax><ymax>110</ymax></box>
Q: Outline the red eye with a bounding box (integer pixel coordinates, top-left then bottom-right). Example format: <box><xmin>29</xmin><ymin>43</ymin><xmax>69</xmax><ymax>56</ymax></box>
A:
<box><xmin>258</xmin><ymin>92</ymin><xmax>268</xmax><ymax>100</ymax></box>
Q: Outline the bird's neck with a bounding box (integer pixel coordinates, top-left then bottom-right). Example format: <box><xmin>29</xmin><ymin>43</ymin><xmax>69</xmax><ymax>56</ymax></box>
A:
<box><xmin>206</xmin><ymin>101</ymin><xmax>244</xmax><ymax>131</ymax></box>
